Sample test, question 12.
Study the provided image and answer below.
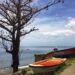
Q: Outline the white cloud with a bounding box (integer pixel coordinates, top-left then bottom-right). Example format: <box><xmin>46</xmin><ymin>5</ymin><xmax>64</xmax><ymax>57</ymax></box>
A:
<box><xmin>41</xmin><ymin>29</ymin><xmax>75</xmax><ymax>37</ymax></box>
<box><xmin>21</xmin><ymin>16</ymin><xmax>75</xmax><ymax>46</ymax></box>
<box><xmin>22</xmin><ymin>17</ymin><xmax>75</xmax><ymax>39</ymax></box>
<box><xmin>30</xmin><ymin>17</ymin><xmax>75</xmax><ymax>38</ymax></box>
<box><xmin>30</xmin><ymin>29</ymin><xmax>75</xmax><ymax>39</ymax></box>
<box><xmin>65</xmin><ymin>18</ymin><xmax>75</xmax><ymax>28</ymax></box>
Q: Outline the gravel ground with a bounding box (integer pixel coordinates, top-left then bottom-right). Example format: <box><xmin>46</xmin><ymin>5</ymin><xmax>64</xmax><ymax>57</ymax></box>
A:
<box><xmin>60</xmin><ymin>64</ymin><xmax>75</xmax><ymax>75</ymax></box>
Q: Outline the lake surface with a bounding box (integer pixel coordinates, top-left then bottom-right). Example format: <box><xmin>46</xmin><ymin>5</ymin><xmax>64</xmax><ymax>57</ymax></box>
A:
<box><xmin>0</xmin><ymin>46</ymin><xmax>73</xmax><ymax>69</ymax></box>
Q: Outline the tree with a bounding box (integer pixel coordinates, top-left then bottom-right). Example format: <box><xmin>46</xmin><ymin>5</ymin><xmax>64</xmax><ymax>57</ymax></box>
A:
<box><xmin>0</xmin><ymin>0</ymin><xmax>63</xmax><ymax>73</ymax></box>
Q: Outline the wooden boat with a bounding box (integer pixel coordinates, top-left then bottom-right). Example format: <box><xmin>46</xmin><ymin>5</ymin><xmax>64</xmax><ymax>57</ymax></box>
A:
<box><xmin>29</xmin><ymin>58</ymin><xmax>66</xmax><ymax>74</ymax></box>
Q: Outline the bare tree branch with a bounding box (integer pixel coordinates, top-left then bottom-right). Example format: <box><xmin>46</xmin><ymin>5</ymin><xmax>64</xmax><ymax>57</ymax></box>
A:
<box><xmin>33</xmin><ymin>0</ymin><xmax>62</xmax><ymax>14</ymax></box>
<box><xmin>2</xmin><ymin>2</ymin><xmax>16</xmax><ymax>14</ymax></box>
<box><xmin>0</xmin><ymin>4</ymin><xmax>12</xmax><ymax>21</ymax></box>
<box><xmin>0</xmin><ymin>4</ymin><xmax>17</xmax><ymax>27</ymax></box>
<box><xmin>1</xmin><ymin>39</ymin><xmax>12</xmax><ymax>54</ymax></box>
<box><xmin>20</xmin><ymin>0</ymin><xmax>62</xmax><ymax>27</ymax></box>
<box><xmin>0</xmin><ymin>35</ymin><xmax>12</xmax><ymax>42</ymax></box>
<box><xmin>0</xmin><ymin>24</ymin><xmax>12</xmax><ymax>34</ymax></box>
<box><xmin>20</xmin><ymin>0</ymin><xmax>32</xmax><ymax>7</ymax></box>
<box><xmin>20</xmin><ymin>27</ymin><xmax>38</xmax><ymax>36</ymax></box>
<box><xmin>0</xmin><ymin>20</ymin><xmax>10</xmax><ymax>26</ymax></box>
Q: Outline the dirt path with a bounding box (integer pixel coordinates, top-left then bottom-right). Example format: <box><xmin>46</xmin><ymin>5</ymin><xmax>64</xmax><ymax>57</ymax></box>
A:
<box><xmin>60</xmin><ymin>64</ymin><xmax>75</xmax><ymax>75</ymax></box>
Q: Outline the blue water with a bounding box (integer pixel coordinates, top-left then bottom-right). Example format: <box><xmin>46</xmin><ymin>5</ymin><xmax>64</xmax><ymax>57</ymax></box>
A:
<box><xmin>0</xmin><ymin>46</ymin><xmax>73</xmax><ymax>69</ymax></box>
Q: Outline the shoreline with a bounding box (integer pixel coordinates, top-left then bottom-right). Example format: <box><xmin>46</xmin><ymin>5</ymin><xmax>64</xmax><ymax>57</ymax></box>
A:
<box><xmin>0</xmin><ymin>65</ymin><xmax>29</xmax><ymax>75</ymax></box>
<box><xmin>0</xmin><ymin>68</ymin><xmax>12</xmax><ymax>75</ymax></box>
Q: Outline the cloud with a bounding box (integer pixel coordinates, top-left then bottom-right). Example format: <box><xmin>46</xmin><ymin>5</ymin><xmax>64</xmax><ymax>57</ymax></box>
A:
<box><xmin>65</xmin><ymin>18</ymin><xmax>75</xmax><ymax>28</ymax></box>
<box><xmin>29</xmin><ymin>17</ymin><xmax>75</xmax><ymax>38</ymax></box>
<box><xmin>21</xmin><ymin>16</ymin><xmax>75</xmax><ymax>46</ymax></box>
<box><xmin>32</xmin><ymin>16</ymin><xmax>65</xmax><ymax>27</ymax></box>
<box><xmin>30</xmin><ymin>28</ymin><xmax>75</xmax><ymax>39</ymax></box>
<box><xmin>41</xmin><ymin>29</ymin><xmax>75</xmax><ymax>37</ymax></box>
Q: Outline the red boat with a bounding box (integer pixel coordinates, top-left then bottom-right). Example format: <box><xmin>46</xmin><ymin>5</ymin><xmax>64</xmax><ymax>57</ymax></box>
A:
<box><xmin>46</xmin><ymin>47</ymin><xmax>75</xmax><ymax>58</ymax></box>
<box><xmin>29</xmin><ymin>58</ymin><xmax>66</xmax><ymax>75</ymax></box>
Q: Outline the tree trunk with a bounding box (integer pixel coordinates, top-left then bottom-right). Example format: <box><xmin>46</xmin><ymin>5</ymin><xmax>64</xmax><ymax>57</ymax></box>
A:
<box><xmin>12</xmin><ymin>50</ymin><xmax>19</xmax><ymax>72</ymax></box>
<box><xmin>11</xmin><ymin>40</ymin><xmax>20</xmax><ymax>73</ymax></box>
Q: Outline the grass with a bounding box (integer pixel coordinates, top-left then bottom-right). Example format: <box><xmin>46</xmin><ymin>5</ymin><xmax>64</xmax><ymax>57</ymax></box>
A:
<box><xmin>21</xmin><ymin>68</ymin><xmax>34</xmax><ymax>75</ymax></box>
<box><xmin>54</xmin><ymin>57</ymin><xmax>75</xmax><ymax>75</ymax></box>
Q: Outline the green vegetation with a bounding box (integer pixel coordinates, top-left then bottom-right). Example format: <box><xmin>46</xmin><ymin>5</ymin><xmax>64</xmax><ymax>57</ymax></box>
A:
<box><xmin>21</xmin><ymin>68</ymin><xmax>34</xmax><ymax>75</ymax></box>
<box><xmin>21</xmin><ymin>57</ymin><xmax>75</xmax><ymax>75</ymax></box>
<box><xmin>54</xmin><ymin>57</ymin><xmax>75</xmax><ymax>75</ymax></box>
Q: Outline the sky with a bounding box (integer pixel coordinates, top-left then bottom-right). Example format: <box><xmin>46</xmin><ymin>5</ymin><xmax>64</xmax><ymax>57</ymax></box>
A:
<box><xmin>21</xmin><ymin>0</ymin><xmax>75</xmax><ymax>47</ymax></box>
<box><xmin>21</xmin><ymin>0</ymin><xmax>75</xmax><ymax>46</ymax></box>
<box><xmin>0</xmin><ymin>0</ymin><xmax>75</xmax><ymax>47</ymax></box>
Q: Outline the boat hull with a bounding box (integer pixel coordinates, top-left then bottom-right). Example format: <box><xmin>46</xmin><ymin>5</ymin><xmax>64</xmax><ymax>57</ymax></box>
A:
<box><xmin>29</xmin><ymin>58</ymin><xmax>66</xmax><ymax>74</ymax></box>
<box><xmin>29</xmin><ymin>65</ymin><xmax>59</xmax><ymax>73</ymax></box>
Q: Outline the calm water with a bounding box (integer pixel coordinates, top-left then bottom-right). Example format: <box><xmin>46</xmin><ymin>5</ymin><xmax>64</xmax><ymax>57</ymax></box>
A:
<box><xmin>0</xmin><ymin>46</ymin><xmax>73</xmax><ymax>69</ymax></box>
